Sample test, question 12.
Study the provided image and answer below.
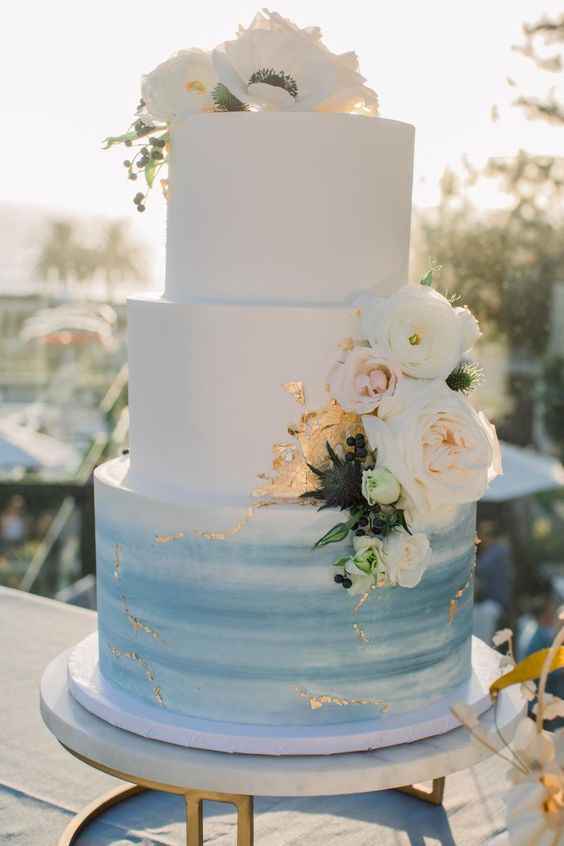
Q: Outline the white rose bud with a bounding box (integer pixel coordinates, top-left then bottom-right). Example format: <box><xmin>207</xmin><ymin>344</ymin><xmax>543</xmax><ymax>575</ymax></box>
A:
<box><xmin>384</xmin><ymin>530</ymin><xmax>431</xmax><ymax>588</ymax></box>
<box><xmin>362</xmin><ymin>467</ymin><xmax>401</xmax><ymax>506</ymax></box>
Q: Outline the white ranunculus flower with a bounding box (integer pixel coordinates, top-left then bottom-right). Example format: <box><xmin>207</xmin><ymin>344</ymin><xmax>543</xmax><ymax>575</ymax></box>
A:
<box><xmin>362</xmin><ymin>467</ymin><xmax>401</xmax><ymax>506</ymax></box>
<box><xmin>362</xmin><ymin>285</ymin><xmax>481</xmax><ymax>380</ymax></box>
<box><xmin>364</xmin><ymin>381</ymin><xmax>502</xmax><ymax>518</ymax></box>
<box><xmin>383</xmin><ymin>530</ymin><xmax>431</xmax><ymax>588</ymax></box>
<box><xmin>141</xmin><ymin>49</ymin><xmax>218</xmax><ymax>123</ymax></box>
<box><xmin>328</xmin><ymin>346</ymin><xmax>400</xmax><ymax>415</ymax></box>
<box><xmin>344</xmin><ymin>540</ymin><xmax>385</xmax><ymax>594</ymax></box>
<box><xmin>212</xmin><ymin>9</ymin><xmax>378</xmax><ymax>114</ymax></box>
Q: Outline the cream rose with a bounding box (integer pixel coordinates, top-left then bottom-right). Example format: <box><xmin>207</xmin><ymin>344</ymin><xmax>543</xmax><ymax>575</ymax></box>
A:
<box><xmin>362</xmin><ymin>467</ymin><xmax>401</xmax><ymax>505</ymax></box>
<box><xmin>383</xmin><ymin>530</ymin><xmax>431</xmax><ymax>588</ymax></box>
<box><xmin>212</xmin><ymin>10</ymin><xmax>378</xmax><ymax>114</ymax></box>
<box><xmin>364</xmin><ymin>381</ymin><xmax>502</xmax><ymax>518</ymax></box>
<box><xmin>142</xmin><ymin>49</ymin><xmax>218</xmax><ymax>123</ymax></box>
<box><xmin>328</xmin><ymin>347</ymin><xmax>400</xmax><ymax>415</ymax></box>
<box><xmin>362</xmin><ymin>285</ymin><xmax>481</xmax><ymax>380</ymax></box>
<box><xmin>344</xmin><ymin>539</ymin><xmax>386</xmax><ymax>594</ymax></box>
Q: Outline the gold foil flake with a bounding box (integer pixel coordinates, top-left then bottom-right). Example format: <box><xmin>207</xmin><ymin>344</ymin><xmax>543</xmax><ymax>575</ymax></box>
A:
<box><xmin>353</xmin><ymin>623</ymin><xmax>369</xmax><ymax>645</ymax></box>
<box><xmin>193</xmin><ymin>500</ymin><xmax>272</xmax><ymax>541</ymax></box>
<box><xmin>121</xmin><ymin>596</ymin><xmax>160</xmax><ymax>639</ymax></box>
<box><xmin>448</xmin><ymin>563</ymin><xmax>476</xmax><ymax>624</ymax></box>
<box><xmin>113</xmin><ymin>544</ymin><xmax>122</xmax><ymax>580</ymax></box>
<box><xmin>353</xmin><ymin>589</ymin><xmax>374</xmax><ymax>614</ymax></box>
<box><xmin>255</xmin><ymin>400</ymin><xmax>364</xmax><ymax>500</ymax></box>
<box><xmin>155</xmin><ymin>531</ymin><xmax>185</xmax><ymax>544</ymax></box>
<box><xmin>296</xmin><ymin>687</ymin><xmax>388</xmax><ymax>712</ymax></box>
<box><xmin>337</xmin><ymin>337</ymin><xmax>355</xmax><ymax>352</ymax></box>
<box><xmin>282</xmin><ymin>381</ymin><xmax>306</xmax><ymax>406</ymax></box>
<box><xmin>353</xmin><ymin>308</ymin><xmax>362</xmax><ymax>318</ymax></box>
<box><xmin>160</xmin><ymin>178</ymin><xmax>169</xmax><ymax>201</ymax></box>
<box><xmin>109</xmin><ymin>645</ymin><xmax>155</xmax><ymax>682</ymax></box>
<box><xmin>153</xmin><ymin>686</ymin><xmax>165</xmax><ymax>706</ymax></box>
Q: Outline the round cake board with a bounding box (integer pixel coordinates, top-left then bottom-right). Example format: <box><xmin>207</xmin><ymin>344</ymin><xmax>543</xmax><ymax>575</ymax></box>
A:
<box><xmin>66</xmin><ymin>633</ymin><xmax>517</xmax><ymax>757</ymax></box>
<box><xmin>42</xmin><ymin>645</ymin><xmax>523</xmax><ymax>797</ymax></box>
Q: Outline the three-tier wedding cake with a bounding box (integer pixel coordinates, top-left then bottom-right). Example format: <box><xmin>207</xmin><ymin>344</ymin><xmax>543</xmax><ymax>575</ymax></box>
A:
<box><xmin>68</xmin><ymin>10</ymin><xmax>502</xmax><ymax>755</ymax></box>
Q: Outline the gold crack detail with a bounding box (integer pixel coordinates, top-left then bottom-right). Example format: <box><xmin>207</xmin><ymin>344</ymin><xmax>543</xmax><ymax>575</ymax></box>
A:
<box><xmin>353</xmin><ymin>623</ymin><xmax>369</xmax><ymax>645</ymax></box>
<box><xmin>155</xmin><ymin>532</ymin><xmax>185</xmax><ymax>544</ymax></box>
<box><xmin>153</xmin><ymin>686</ymin><xmax>165</xmax><ymax>706</ymax></box>
<box><xmin>113</xmin><ymin>543</ymin><xmax>122</xmax><ymax>580</ymax></box>
<box><xmin>296</xmin><ymin>687</ymin><xmax>388</xmax><ymax>712</ymax></box>
<box><xmin>282</xmin><ymin>381</ymin><xmax>306</xmax><ymax>406</ymax></box>
<box><xmin>448</xmin><ymin>559</ymin><xmax>476</xmax><ymax>624</ymax></box>
<box><xmin>192</xmin><ymin>500</ymin><xmax>273</xmax><ymax>541</ymax></box>
<box><xmin>109</xmin><ymin>646</ymin><xmax>155</xmax><ymax>682</ymax></box>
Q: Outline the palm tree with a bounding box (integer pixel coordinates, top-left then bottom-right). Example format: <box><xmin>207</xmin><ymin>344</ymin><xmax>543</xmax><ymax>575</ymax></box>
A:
<box><xmin>95</xmin><ymin>221</ymin><xmax>148</xmax><ymax>299</ymax></box>
<box><xmin>35</xmin><ymin>220</ymin><xmax>84</xmax><ymax>292</ymax></box>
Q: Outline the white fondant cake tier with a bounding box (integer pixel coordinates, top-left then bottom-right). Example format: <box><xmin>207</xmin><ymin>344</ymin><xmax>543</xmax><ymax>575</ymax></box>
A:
<box><xmin>126</xmin><ymin>295</ymin><xmax>360</xmax><ymax>499</ymax></box>
<box><xmin>94</xmin><ymin>456</ymin><xmax>477</xmax><ymax>752</ymax></box>
<box><xmin>165</xmin><ymin>113</ymin><xmax>415</xmax><ymax>304</ymax></box>
<box><xmin>69</xmin><ymin>632</ymin><xmax>497</xmax><ymax>756</ymax></box>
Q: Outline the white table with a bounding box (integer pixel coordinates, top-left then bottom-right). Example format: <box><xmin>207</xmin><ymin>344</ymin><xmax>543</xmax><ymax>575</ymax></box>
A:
<box><xmin>1</xmin><ymin>587</ymin><xmax>522</xmax><ymax>845</ymax></box>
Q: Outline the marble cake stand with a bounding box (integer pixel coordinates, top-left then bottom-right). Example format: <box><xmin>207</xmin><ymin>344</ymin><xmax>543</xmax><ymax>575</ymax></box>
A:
<box><xmin>41</xmin><ymin>647</ymin><xmax>524</xmax><ymax>846</ymax></box>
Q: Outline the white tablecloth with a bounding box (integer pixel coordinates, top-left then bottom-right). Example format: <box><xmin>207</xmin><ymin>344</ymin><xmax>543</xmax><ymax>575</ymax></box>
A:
<box><xmin>1</xmin><ymin>586</ymin><xmax>512</xmax><ymax>844</ymax></box>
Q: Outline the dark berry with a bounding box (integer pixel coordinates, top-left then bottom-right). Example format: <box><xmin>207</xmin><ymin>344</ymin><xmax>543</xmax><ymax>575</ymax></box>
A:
<box><xmin>123</xmin><ymin>160</ymin><xmax>131</xmax><ymax>167</ymax></box>
<box><xmin>346</xmin><ymin>436</ymin><xmax>356</xmax><ymax>447</ymax></box>
<box><xmin>334</xmin><ymin>573</ymin><xmax>344</xmax><ymax>584</ymax></box>
<box><xmin>134</xmin><ymin>120</ymin><xmax>145</xmax><ymax>132</ymax></box>
<box><xmin>141</xmin><ymin>146</ymin><xmax>149</xmax><ymax>155</ymax></box>
<box><xmin>355</xmin><ymin>433</ymin><xmax>366</xmax><ymax>446</ymax></box>
<box><xmin>122</xmin><ymin>448</ymin><xmax>130</xmax><ymax>455</ymax></box>
<box><xmin>125</xmin><ymin>139</ymin><xmax>133</xmax><ymax>147</ymax></box>
<box><xmin>137</xmin><ymin>204</ymin><xmax>146</xmax><ymax>213</ymax></box>
<box><xmin>134</xmin><ymin>192</ymin><xmax>144</xmax><ymax>203</ymax></box>
<box><xmin>355</xmin><ymin>529</ymin><xmax>366</xmax><ymax>537</ymax></box>
<box><xmin>359</xmin><ymin>516</ymin><xmax>369</xmax><ymax>527</ymax></box>
<box><xmin>356</xmin><ymin>449</ymin><xmax>367</xmax><ymax>459</ymax></box>
<box><xmin>342</xmin><ymin>578</ymin><xmax>353</xmax><ymax>589</ymax></box>
<box><xmin>151</xmin><ymin>150</ymin><xmax>163</xmax><ymax>160</ymax></box>
<box><xmin>345</xmin><ymin>452</ymin><xmax>355</xmax><ymax>462</ymax></box>
<box><xmin>137</xmin><ymin>158</ymin><xmax>148</xmax><ymax>168</ymax></box>
<box><xmin>129</xmin><ymin>173</ymin><xmax>138</xmax><ymax>180</ymax></box>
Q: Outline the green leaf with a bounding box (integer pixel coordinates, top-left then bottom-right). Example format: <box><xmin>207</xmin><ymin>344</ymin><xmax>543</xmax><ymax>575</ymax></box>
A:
<box><xmin>314</xmin><ymin>522</ymin><xmax>351</xmax><ymax>549</ymax></box>
<box><xmin>102</xmin><ymin>130</ymin><xmax>138</xmax><ymax>149</ymax></box>
<box><xmin>145</xmin><ymin>159</ymin><xmax>159</xmax><ymax>189</ymax></box>
<box><xmin>333</xmin><ymin>556</ymin><xmax>351</xmax><ymax>568</ymax></box>
<box><xmin>212</xmin><ymin>83</ymin><xmax>248</xmax><ymax>112</ymax></box>
<box><xmin>420</xmin><ymin>269</ymin><xmax>434</xmax><ymax>286</ymax></box>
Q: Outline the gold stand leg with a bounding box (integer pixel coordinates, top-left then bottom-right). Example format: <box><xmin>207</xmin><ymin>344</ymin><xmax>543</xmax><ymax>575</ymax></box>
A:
<box><xmin>185</xmin><ymin>789</ymin><xmax>254</xmax><ymax>846</ymax></box>
<box><xmin>56</xmin><ymin>784</ymin><xmax>146</xmax><ymax>845</ymax></box>
<box><xmin>397</xmin><ymin>776</ymin><xmax>446</xmax><ymax>806</ymax></box>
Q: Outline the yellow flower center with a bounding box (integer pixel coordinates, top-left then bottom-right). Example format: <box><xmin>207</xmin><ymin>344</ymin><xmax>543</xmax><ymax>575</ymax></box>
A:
<box><xmin>408</xmin><ymin>332</ymin><xmax>421</xmax><ymax>346</ymax></box>
<box><xmin>185</xmin><ymin>80</ymin><xmax>207</xmax><ymax>94</ymax></box>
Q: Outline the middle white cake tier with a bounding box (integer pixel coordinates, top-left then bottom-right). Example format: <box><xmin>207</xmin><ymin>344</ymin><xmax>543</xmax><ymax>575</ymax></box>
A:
<box><xmin>127</xmin><ymin>294</ymin><xmax>361</xmax><ymax>501</ymax></box>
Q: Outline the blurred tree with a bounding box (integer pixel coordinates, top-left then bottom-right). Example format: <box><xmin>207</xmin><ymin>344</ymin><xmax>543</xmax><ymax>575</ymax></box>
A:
<box><xmin>36</xmin><ymin>218</ymin><xmax>148</xmax><ymax>297</ymax></box>
<box><xmin>513</xmin><ymin>13</ymin><xmax>564</xmax><ymax>126</ymax></box>
<box><xmin>541</xmin><ymin>357</ymin><xmax>564</xmax><ymax>461</ymax></box>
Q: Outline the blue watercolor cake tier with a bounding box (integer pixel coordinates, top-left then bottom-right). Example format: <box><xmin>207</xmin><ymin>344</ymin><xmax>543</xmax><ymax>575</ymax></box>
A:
<box><xmin>95</xmin><ymin>457</ymin><xmax>477</xmax><ymax>728</ymax></box>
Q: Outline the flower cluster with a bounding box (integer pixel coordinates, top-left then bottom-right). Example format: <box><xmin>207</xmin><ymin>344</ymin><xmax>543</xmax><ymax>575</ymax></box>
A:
<box><xmin>328</xmin><ymin>275</ymin><xmax>501</xmax><ymax>525</ymax></box>
<box><xmin>305</xmin><ymin>436</ymin><xmax>430</xmax><ymax>596</ymax></box>
<box><xmin>308</xmin><ymin>271</ymin><xmax>501</xmax><ymax>600</ymax></box>
<box><xmin>103</xmin><ymin>10</ymin><xmax>379</xmax><ymax>208</ymax></box>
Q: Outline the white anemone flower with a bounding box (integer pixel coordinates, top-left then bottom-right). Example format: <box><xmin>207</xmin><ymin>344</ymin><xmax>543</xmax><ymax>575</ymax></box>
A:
<box><xmin>212</xmin><ymin>9</ymin><xmax>378</xmax><ymax>114</ymax></box>
<box><xmin>141</xmin><ymin>49</ymin><xmax>218</xmax><ymax>123</ymax></box>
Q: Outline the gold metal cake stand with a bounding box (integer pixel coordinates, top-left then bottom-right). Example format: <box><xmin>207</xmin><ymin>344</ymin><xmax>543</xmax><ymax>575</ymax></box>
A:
<box><xmin>56</xmin><ymin>744</ymin><xmax>445</xmax><ymax>846</ymax></box>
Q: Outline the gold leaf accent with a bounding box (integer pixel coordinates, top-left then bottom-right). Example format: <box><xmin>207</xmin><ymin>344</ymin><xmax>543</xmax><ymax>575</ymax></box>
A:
<box><xmin>448</xmin><ymin>561</ymin><xmax>476</xmax><ymax>623</ymax></box>
<box><xmin>109</xmin><ymin>646</ymin><xmax>155</xmax><ymax>682</ymax></box>
<box><xmin>193</xmin><ymin>500</ymin><xmax>273</xmax><ymax>541</ymax></box>
<box><xmin>113</xmin><ymin>543</ymin><xmax>122</xmax><ymax>580</ymax></box>
<box><xmin>282</xmin><ymin>381</ymin><xmax>306</xmax><ymax>406</ymax></box>
<box><xmin>255</xmin><ymin>399</ymin><xmax>364</xmax><ymax>500</ymax></box>
<box><xmin>155</xmin><ymin>531</ymin><xmax>185</xmax><ymax>544</ymax></box>
<box><xmin>337</xmin><ymin>337</ymin><xmax>355</xmax><ymax>352</ymax></box>
<box><xmin>121</xmin><ymin>596</ymin><xmax>160</xmax><ymax>639</ymax></box>
<box><xmin>153</xmin><ymin>686</ymin><xmax>165</xmax><ymax>706</ymax></box>
<box><xmin>353</xmin><ymin>589</ymin><xmax>373</xmax><ymax>614</ymax></box>
<box><xmin>353</xmin><ymin>623</ymin><xmax>369</xmax><ymax>645</ymax></box>
<box><xmin>296</xmin><ymin>687</ymin><xmax>388</xmax><ymax>712</ymax></box>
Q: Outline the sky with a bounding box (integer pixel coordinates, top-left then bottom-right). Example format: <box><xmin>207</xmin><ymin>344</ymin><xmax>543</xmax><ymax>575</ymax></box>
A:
<box><xmin>2</xmin><ymin>0</ymin><xmax>563</xmax><ymax>283</ymax></box>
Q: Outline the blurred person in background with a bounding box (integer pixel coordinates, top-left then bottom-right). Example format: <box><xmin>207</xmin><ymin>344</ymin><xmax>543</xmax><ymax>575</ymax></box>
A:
<box><xmin>474</xmin><ymin>519</ymin><xmax>514</xmax><ymax>644</ymax></box>
<box><xmin>0</xmin><ymin>495</ymin><xmax>29</xmax><ymax>551</ymax></box>
<box><xmin>524</xmin><ymin>588</ymin><xmax>564</xmax><ymax>730</ymax></box>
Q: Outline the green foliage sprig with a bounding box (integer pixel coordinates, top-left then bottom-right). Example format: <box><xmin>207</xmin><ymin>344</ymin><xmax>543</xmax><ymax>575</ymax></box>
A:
<box><xmin>103</xmin><ymin>104</ymin><xmax>169</xmax><ymax>212</ymax></box>
<box><xmin>212</xmin><ymin>83</ymin><xmax>249</xmax><ymax>112</ymax></box>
